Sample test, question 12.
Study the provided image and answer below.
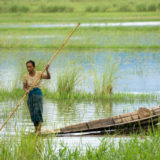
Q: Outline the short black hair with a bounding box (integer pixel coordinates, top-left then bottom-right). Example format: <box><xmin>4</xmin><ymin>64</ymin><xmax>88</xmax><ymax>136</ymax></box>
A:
<box><xmin>26</xmin><ymin>60</ymin><xmax>35</xmax><ymax>67</ymax></box>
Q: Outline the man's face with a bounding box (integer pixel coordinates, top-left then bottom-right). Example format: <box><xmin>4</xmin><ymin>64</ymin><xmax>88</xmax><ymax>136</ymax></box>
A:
<box><xmin>26</xmin><ymin>63</ymin><xmax>35</xmax><ymax>73</ymax></box>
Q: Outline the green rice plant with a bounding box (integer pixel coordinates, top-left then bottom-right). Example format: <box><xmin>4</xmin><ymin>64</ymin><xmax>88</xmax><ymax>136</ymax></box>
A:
<box><xmin>94</xmin><ymin>70</ymin><xmax>101</xmax><ymax>97</ymax></box>
<box><xmin>0</xmin><ymin>0</ymin><xmax>160</xmax><ymax>14</ymax></box>
<box><xmin>148</xmin><ymin>4</ymin><xmax>157</xmax><ymax>11</ymax></box>
<box><xmin>118</xmin><ymin>4</ymin><xmax>133</xmax><ymax>12</ymax></box>
<box><xmin>102</xmin><ymin>56</ymin><xmax>119</xmax><ymax>95</ymax></box>
<box><xmin>39</xmin><ymin>5</ymin><xmax>74</xmax><ymax>13</ymax></box>
<box><xmin>0</xmin><ymin>88</ymin><xmax>24</xmax><ymax>101</ymax></box>
<box><xmin>85</xmin><ymin>6</ymin><xmax>108</xmax><ymax>12</ymax></box>
<box><xmin>57</xmin><ymin>66</ymin><xmax>80</xmax><ymax>98</ymax></box>
<box><xmin>18</xmin><ymin>5</ymin><xmax>30</xmax><ymax>12</ymax></box>
<box><xmin>94</xmin><ymin>55</ymin><xmax>119</xmax><ymax>97</ymax></box>
<box><xmin>158</xmin><ymin>3</ymin><xmax>160</xmax><ymax>10</ymax></box>
<box><xmin>0</xmin><ymin>26</ymin><xmax>160</xmax><ymax>50</ymax></box>
<box><xmin>8</xmin><ymin>4</ymin><xmax>29</xmax><ymax>13</ymax></box>
<box><xmin>9</xmin><ymin>5</ymin><xmax>19</xmax><ymax>12</ymax></box>
<box><xmin>136</xmin><ymin>3</ymin><xmax>147</xmax><ymax>12</ymax></box>
<box><xmin>0</xmin><ymin>6</ymin><xmax>3</xmax><ymax>13</ymax></box>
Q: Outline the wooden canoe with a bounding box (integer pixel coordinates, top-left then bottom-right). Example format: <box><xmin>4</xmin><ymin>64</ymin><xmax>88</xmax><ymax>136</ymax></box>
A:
<box><xmin>53</xmin><ymin>106</ymin><xmax>160</xmax><ymax>135</ymax></box>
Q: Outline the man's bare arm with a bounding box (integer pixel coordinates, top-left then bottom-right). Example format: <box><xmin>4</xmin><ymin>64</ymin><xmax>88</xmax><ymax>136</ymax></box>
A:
<box><xmin>23</xmin><ymin>83</ymin><xmax>29</xmax><ymax>94</ymax></box>
<box><xmin>42</xmin><ymin>64</ymin><xmax>51</xmax><ymax>79</ymax></box>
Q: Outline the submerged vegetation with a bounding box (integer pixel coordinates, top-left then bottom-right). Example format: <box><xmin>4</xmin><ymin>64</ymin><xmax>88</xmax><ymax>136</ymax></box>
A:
<box><xmin>0</xmin><ymin>26</ymin><xmax>159</xmax><ymax>49</ymax></box>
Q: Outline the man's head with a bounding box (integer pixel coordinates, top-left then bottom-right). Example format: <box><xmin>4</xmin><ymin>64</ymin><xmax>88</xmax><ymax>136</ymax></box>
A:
<box><xmin>26</xmin><ymin>60</ymin><xmax>35</xmax><ymax>73</ymax></box>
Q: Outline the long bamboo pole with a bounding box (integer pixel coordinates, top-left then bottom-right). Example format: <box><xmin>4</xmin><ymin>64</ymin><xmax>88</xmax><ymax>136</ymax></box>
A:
<box><xmin>0</xmin><ymin>23</ymin><xmax>80</xmax><ymax>132</ymax></box>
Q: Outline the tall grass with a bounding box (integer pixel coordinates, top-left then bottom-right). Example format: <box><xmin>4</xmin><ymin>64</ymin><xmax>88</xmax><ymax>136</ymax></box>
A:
<box><xmin>0</xmin><ymin>0</ymin><xmax>160</xmax><ymax>13</ymax></box>
<box><xmin>1</xmin><ymin>128</ymin><xmax>160</xmax><ymax>159</ymax></box>
<box><xmin>94</xmin><ymin>55</ymin><xmax>119</xmax><ymax>97</ymax></box>
<box><xmin>0</xmin><ymin>88</ymin><xmax>24</xmax><ymax>101</ymax></box>
<box><xmin>39</xmin><ymin>5</ymin><xmax>74</xmax><ymax>13</ymax></box>
<box><xmin>8</xmin><ymin>4</ymin><xmax>30</xmax><ymax>13</ymax></box>
<box><xmin>0</xmin><ymin>87</ymin><xmax>158</xmax><ymax>103</ymax></box>
<box><xmin>85</xmin><ymin>6</ymin><xmax>109</xmax><ymax>12</ymax></box>
<box><xmin>57</xmin><ymin>66</ymin><xmax>80</xmax><ymax>98</ymax></box>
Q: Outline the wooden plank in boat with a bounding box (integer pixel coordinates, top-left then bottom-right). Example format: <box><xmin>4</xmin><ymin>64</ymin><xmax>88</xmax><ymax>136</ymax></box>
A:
<box><xmin>113</xmin><ymin>115</ymin><xmax>123</xmax><ymax>124</ymax></box>
<box><xmin>120</xmin><ymin>113</ymin><xmax>133</xmax><ymax>122</ymax></box>
<box><xmin>139</xmin><ymin>117</ymin><xmax>158</xmax><ymax>125</ymax></box>
<box><xmin>106</xmin><ymin>115</ymin><xmax>159</xmax><ymax>131</ymax></box>
<box><xmin>151</xmin><ymin>107</ymin><xmax>160</xmax><ymax>115</ymax></box>
<box><xmin>150</xmin><ymin>108</ymin><xmax>157</xmax><ymax>115</ymax></box>
<box><xmin>87</xmin><ymin>118</ymin><xmax>114</xmax><ymax>129</ymax></box>
<box><xmin>113</xmin><ymin>112</ymin><xmax>138</xmax><ymax>124</ymax></box>
<box><xmin>131</xmin><ymin>113</ymin><xmax>139</xmax><ymax>120</ymax></box>
<box><xmin>61</xmin><ymin>122</ymin><xmax>88</xmax><ymax>133</ymax></box>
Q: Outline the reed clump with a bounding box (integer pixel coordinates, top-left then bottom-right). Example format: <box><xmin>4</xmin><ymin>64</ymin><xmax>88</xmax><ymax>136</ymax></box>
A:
<box><xmin>9</xmin><ymin>4</ymin><xmax>30</xmax><ymax>13</ymax></box>
<box><xmin>136</xmin><ymin>3</ymin><xmax>147</xmax><ymax>12</ymax></box>
<box><xmin>39</xmin><ymin>5</ymin><xmax>74</xmax><ymax>13</ymax></box>
<box><xmin>57</xmin><ymin>66</ymin><xmax>80</xmax><ymax>98</ymax></box>
<box><xmin>85</xmin><ymin>6</ymin><xmax>109</xmax><ymax>12</ymax></box>
<box><xmin>94</xmin><ymin>55</ymin><xmax>119</xmax><ymax>98</ymax></box>
<box><xmin>148</xmin><ymin>4</ymin><xmax>157</xmax><ymax>11</ymax></box>
<box><xmin>0</xmin><ymin>4</ymin><xmax>30</xmax><ymax>13</ymax></box>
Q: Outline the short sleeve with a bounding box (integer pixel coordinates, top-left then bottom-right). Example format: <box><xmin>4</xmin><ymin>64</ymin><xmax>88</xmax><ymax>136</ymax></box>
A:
<box><xmin>23</xmin><ymin>74</ymin><xmax>27</xmax><ymax>84</ymax></box>
<box><xmin>37</xmin><ymin>71</ymin><xmax>45</xmax><ymax>79</ymax></box>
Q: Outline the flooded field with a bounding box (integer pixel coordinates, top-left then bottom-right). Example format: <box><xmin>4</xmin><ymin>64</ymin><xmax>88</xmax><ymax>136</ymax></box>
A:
<box><xmin>0</xmin><ymin>22</ymin><xmax>160</xmax><ymax>152</ymax></box>
<box><xmin>1</xmin><ymin>48</ymin><xmax>160</xmax><ymax>148</ymax></box>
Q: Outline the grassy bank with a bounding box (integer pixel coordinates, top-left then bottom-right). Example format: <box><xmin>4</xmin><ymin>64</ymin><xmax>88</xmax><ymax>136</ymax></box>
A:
<box><xmin>0</xmin><ymin>88</ymin><xmax>158</xmax><ymax>103</ymax></box>
<box><xmin>1</xmin><ymin>128</ymin><xmax>160</xmax><ymax>160</ymax></box>
<box><xmin>0</xmin><ymin>12</ymin><xmax>160</xmax><ymax>23</ymax></box>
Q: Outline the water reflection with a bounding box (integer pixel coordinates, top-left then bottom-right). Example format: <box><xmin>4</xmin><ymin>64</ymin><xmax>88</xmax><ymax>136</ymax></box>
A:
<box><xmin>0</xmin><ymin>49</ymin><xmax>160</xmax><ymax>93</ymax></box>
<box><xmin>0</xmin><ymin>98</ymin><xmax>159</xmax><ymax>148</ymax></box>
<box><xmin>0</xmin><ymin>99</ymin><xmax>159</xmax><ymax>135</ymax></box>
<box><xmin>94</xmin><ymin>101</ymin><xmax>113</xmax><ymax>118</ymax></box>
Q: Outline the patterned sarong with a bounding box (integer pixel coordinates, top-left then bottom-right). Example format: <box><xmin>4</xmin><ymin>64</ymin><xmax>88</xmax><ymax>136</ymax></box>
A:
<box><xmin>27</xmin><ymin>87</ymin><xmax>43</xmax><ymax>126</ymax></box>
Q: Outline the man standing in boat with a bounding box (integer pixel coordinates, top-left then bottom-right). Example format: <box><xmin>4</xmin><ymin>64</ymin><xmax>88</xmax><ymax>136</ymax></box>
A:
<box><xmin>23</xmin><ymin>60</ymin><xmax>51</xmax><ymax>134</ymax></box>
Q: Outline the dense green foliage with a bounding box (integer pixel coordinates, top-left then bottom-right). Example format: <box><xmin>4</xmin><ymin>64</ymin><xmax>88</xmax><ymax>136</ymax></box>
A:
<box><xmin>0</xmin><ymin>0</ymin><xmax>160</xmax><ymax>13</ymax></box>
